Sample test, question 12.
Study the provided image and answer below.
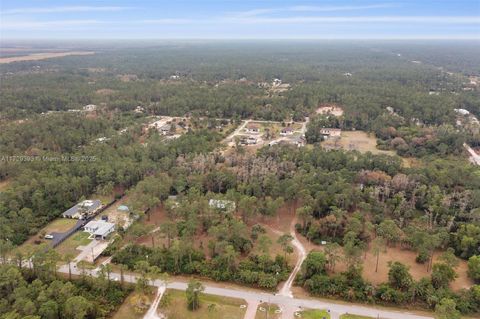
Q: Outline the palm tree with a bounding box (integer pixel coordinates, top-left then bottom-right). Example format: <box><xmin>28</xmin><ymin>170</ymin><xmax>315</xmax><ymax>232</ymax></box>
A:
<box><xmin>64</xmin><ymin>253</ymin><xmax>75</xmax><ymax>280</ymax></box>
<box><xmin>372</xmin><ymin>237</ymin><xmax>386</xmax><ymax>273</ymax></box>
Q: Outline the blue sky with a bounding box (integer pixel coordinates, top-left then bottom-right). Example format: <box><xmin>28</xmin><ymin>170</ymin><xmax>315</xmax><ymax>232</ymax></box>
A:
<box><xmin>1</xmin><ymin>0</ymin><xmax>479</xmax><ymax>39</ymax></box>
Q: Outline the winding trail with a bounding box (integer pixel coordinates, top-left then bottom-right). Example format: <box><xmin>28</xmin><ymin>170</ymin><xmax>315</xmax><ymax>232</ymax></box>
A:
<box><xmin>143</xmin><ymin>286</ymin><xmax>166</xmax><ymax>319</ymax></box>
<box><xmin>278</xmin><ymin>220</ymin><xmax>308</xmax><ymax>298</ymax></box>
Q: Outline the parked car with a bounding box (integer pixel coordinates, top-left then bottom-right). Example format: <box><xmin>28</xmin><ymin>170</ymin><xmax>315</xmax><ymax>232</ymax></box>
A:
<box><xmin>44</xmin><ymin>234</ymin><xmax>54</xmax><ymax>239</ymax></box>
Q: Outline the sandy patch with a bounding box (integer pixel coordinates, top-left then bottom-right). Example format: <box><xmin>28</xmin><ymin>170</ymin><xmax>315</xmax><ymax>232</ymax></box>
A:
<box><xmin>322</xmin><ymin>131</ymin><xmax>395</xmax><ymax>156</ymax></box>
<box><xmin>0</xmin><ymin>51</ymin><xmax>94</xmax><ymax>63</ymax></box>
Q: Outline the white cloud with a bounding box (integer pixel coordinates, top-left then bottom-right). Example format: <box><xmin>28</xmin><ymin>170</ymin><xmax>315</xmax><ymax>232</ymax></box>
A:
<box><xmin>226</xmin><ymin>16</ymin><xmax>480</xmax><ymax>24</ymax></box>
<box><xmin>229</xmin><ymin>3</ymin><xmax>398</xmax><ymax>18</ymax></box>
<box><xmin>2</xmin><ymin>6</ymin><xmax>131</xmax><ymax>15</ymax></box>
<box><xmin>140</xmin><ymin>19</ymin><xmax>194</xmax><ymax>25</ymax></box>
<box><xmin>290</xmin><ymin>4</ymin><xmax>398</xmax><ymax>12</ymax></box>
<box><xmin>1</xmin><ymin>20</ymin><xmax>104</xmax><ymax>29</ymax></box>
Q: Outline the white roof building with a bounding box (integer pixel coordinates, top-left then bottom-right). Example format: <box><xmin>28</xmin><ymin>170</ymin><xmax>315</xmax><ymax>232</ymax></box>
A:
<box><xmin>83</xmin><ymin>104</ymin><xmax>97</xmax><ymax>112</ymax></box>
<box><xmin>84</xmin><ymin>220</ymin><xmax>115</xmax><ymax>239</ymax></box>
<box><xmin>209</xmin><ymin>199</ymin><xmax>236</xmax><ymax>211</ymax></box>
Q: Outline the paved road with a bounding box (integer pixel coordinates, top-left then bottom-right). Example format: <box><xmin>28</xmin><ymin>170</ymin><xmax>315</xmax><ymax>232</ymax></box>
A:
<box><xmin>55</xmin><ymin>264</ymin><xmax>432</xmax><ymax>319</ymax></box>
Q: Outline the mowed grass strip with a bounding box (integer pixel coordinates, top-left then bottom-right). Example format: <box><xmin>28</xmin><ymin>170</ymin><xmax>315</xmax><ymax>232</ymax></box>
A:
<box><xmin>340</xmin><ymin>314</ymin><xmax>374</xmax><ymax>319</ymax></box>
<box><xmin>255</xmin><ymin>302</ymin><xmax>281</xmax><ymax>319</ymax></box>
<box><xmin>159</xmin><ymin>288</ymin><xmax>246</xmax><ymax>319</ymax></box>
<box><xmin>300</xmin><ymin>309</ymin><xmax>331</xmax><ymax>319</ymax></box>
<box><xmin>14</xmin><ymin>218</ymin><xmax>78</xmax><ymax>255</ymax></box>
<box><xmin>55</xmin><ymin>231</ymin><xmax>91</xmax><ymax>256</ymax></box>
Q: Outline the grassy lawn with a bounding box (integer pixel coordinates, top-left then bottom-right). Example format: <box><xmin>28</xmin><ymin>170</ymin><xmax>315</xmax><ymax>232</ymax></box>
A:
<box><xmin>111</xmin><ymin>291</ymin><xmax>155</xmax><ymax>319</ymax></box>
<box><xmin>299</xmin><ymin>309</ymin><xmax>331</xmax><ymax>319</ymax></box>
<box><xmin>255</xmin><ymin>302</ymin><xmax>281</xmax><ymax>319</ymax></box>
<box><xmin>159</xmin><ymin>289</ymin><xmax>246</xmax><ymax>319</ymax></box>
<box><xmin>14</xmin><ymin>218</ymin><xmax>78</xmax><ymax>255</ymax></box>
<box><xmin>55</xmin><ymin>231</ymin><xmax>92</xmax><ymax>256</ymax></box>
<box><xmin>340</xmin><ymin>315</ymin><xmax>374</xmax><ymax>319</ymax></box>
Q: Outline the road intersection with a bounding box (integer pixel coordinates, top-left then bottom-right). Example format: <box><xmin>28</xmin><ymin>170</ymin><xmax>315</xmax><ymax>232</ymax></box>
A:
<box><xmin>56</xmin><ymin>263</ymin><xmax>433</xmax><ymax>319</ymax></box>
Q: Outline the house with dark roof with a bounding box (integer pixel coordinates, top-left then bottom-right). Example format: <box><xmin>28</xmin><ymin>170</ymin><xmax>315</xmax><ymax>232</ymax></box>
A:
<box><xmin>62</xmin><ymin>200</ymin><xmax>102</xmax><ymax>219</ymax></box>
<box><xmin>280</xmin><ymin>127</ymin><xmax>294</xmax><ymax>136</ymax></box>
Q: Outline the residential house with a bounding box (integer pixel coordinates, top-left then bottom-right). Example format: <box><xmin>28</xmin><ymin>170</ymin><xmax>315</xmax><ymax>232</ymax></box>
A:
<box><xmin>159</xmin><ymin>124</ymin><xmax>172</xmax><ymax>135</ymax></box>
<box><xmin>280</xmin><ymin>127</ymin><xmax>294</xmax><ymax>136</ymax></box>
<box><xmin>209</xmin><ymin>199</ymin><xmax>236</xmax><ymax>212</ymax></box>
<box><xmin>84</xmin><ymin>220</ymin><xmax>115</xmax><ymax>239</ymax></box>
<box><xmin>63</xmin><ymin>200</ymin><xmax>102</xmax><ymax>219</ymax></box>
<box><xmin>83</xmin><ymin>104</ymin><xmax>97</xmax><ymax>112</ymax></box>
<box><xmin>245</xmin><ymin>123</ymin><xmax>260</xmax><ymax>134</ymax></box>
<box><xmin>320</xmin><ymin>128</ymin><xmax>342</xmax><ymax>139</ymax></box>
<box><xmin>134</xmin><ymin>106</ymin><xmax>145</xmax><ymax>113</ymax></box>
<box><xmin>240</xmin><ymin>136</ymin><xmax>257</xmax><ymax>145</ymax></box>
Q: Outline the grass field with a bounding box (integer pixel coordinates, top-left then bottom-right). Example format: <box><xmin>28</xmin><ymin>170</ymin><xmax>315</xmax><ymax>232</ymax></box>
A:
<box><xmin>14</xmin><ymin>218</ymin><xmax>78</xmax><ymax>254</ymax></box>
<box><xmin>255</xmin><ymin>302</ymin><xmax>281</xmax><ymax>319</ymax></box>
<box><xmin>159</xmin><ymin>289</ymin><xmax>246</xmax><ymax>319</ymax></box>
<box><xmin>111</xmin><ymin>291</ymin><xmax>155</xmax><ymax>319</ymax></box>
<box><xmin>56</xmin><ymin>231</ymin><xmax>91</xmax><ymax>256</ymax></box>
<box><xmin>340</xmin><ymin>314</ymin><xmax>374</xmax><ymax>319</ymax></box>
<box><xmin>299</xmin><ymin>309</ymin><xmax>331</xmax><ymax>319</ymax></box>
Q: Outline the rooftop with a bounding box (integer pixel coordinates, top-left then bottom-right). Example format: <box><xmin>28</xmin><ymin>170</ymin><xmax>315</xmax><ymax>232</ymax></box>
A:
<box><xmin>63</xmin><ymin>199</ymin><xmax>101</xmax><ymax>217</ymax></box>
<box><xmin>84</xmin><ymin>220</ymin><xmax>115</xmax><ymax>236</ymax></box>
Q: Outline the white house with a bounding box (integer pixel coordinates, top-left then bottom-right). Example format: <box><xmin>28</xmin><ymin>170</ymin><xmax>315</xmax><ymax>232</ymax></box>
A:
<box><xmin>245</xmin><ymin>123</ymin><xmax>260</xmax><ymax>134</ymax></box>
<box><xmin>209</xmin><ymin>199</ymin><xmax>236</xmax><ymax>211</ymax></box>
<box><xmin>320</xmin><ymin>128</ymin><xmax>342</xmax><ymax>139</ymax></box>
<box><xmin>84</xmin><ymin>220</ymin><xmax>115</xmax><ymax>239</ymax></box>
<box><xmin>83</xmin><ymin>104</ymin><xmax>97</xmax><ymax>112</ymax></box>
<box><xmin>454</xmin><ymin>108</ymin><xmax>470</xmax><ymax>116</ymax></box>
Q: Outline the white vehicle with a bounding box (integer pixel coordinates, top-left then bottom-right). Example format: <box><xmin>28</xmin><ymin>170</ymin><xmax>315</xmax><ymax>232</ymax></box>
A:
<box><xmin>44</xmin><ymin>234</ymin><xmax>54</xmax><ymax>239</ymax></box>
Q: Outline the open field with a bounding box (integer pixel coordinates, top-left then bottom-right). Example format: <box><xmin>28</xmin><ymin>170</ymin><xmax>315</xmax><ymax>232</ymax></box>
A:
<box><xmin>301</xmin><ymin>241</ymin><xmax>473</xmax><ymax>292</ymax></box>
<box><xmin>255</xmin><ymin>302</ymin><xmax>281</xmax><ymax>319</ymax></box>
<box><xmin>316</xmin><ymin>104</ymin><xmax>344</xmax><ymax>117</ymax></box>
<box><xmin>159</xmin><ymin>288</ymin><xmax>246</xmax><ymax>319</ymax></box>
<box><xmin>299</xmin><ymin>309</ymin><xmax>331</xmax><ymax>319</ymax></box>
<box><xmin>55</xmin><ymin>231</ymin><xmax>91</xmax><ymax>256</ymax></box>
<box><xmin>14</xmin><ymin>218</ymin><xmax>77</xmax><ymax>254</ymax></box>
<box><xmin>111</xmin><ymin>291</ymin><xmax>155</xmax><ymax>319</ymax></box>
<box><xmin>0</xmin><ymin>51</ymin><xmax>95</xmax><ymax>63</ymax></box>
<box><xmin>322</xmin><ymin>131</ymin><xmax>395</xmax><ymax>156</ymax></box>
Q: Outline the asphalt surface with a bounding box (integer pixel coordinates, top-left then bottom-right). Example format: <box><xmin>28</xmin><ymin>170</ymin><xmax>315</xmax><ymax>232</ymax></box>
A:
<box><xmin>57</xmin><ymin>264</ymin><xmax>433</xmax><ymax>319</ymax></box>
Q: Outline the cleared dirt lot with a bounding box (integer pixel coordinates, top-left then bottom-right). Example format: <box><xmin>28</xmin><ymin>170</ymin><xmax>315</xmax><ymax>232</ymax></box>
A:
<box><xmin>0</xmin><ymin>51</ymin><xmax>94</xmax><ymax>63</ymax></box>
<box><xmin>302</xmin><ymin>242</ymin><xmax>473</xmax><ymax>292</ymax></box>
<box><xmin>0</xmin><ymin>179</ymin><xmax>10</xmax><ymax>192</ymax></box>
<box><xmin>322</xmin><ymin>131</ymin><xmax>395</xmax><ymax>156</ymax></box>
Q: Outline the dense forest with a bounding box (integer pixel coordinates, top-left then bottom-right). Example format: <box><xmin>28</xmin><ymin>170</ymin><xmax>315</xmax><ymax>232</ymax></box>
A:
<box><xmin>1</xmin><ymin>41</ymin><xmax>479</xmax><ymax>317</ymax></box>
